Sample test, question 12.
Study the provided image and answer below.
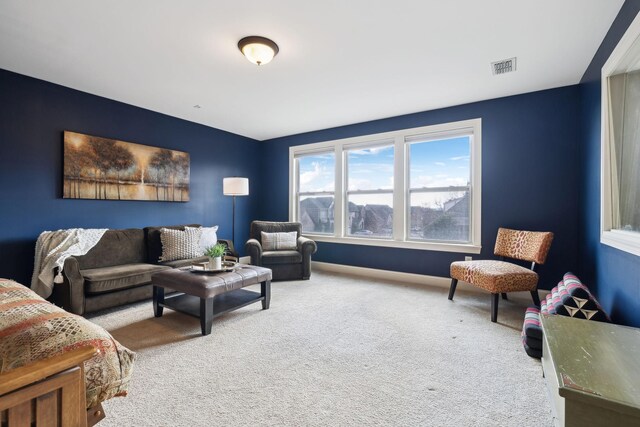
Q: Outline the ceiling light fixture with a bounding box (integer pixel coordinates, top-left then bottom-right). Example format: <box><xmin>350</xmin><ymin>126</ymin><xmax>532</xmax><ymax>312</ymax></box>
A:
<box><xmin>238</xmin><ymin>36</ymin><xmax>279</xmax><ymax>66</ymax></box>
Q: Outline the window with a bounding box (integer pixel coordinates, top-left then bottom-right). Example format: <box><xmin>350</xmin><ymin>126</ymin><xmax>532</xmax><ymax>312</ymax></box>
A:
<box><xmin>345</xmin><ymin>142</ymin><xmax>394</xmax><ymax>238</ymax></box>
<box><xmin>601</xmin><ymin>12</ymin><xmax>640</xmax><ymax>256</ymax></box>
<box><xmin>294</xmin><ymin>151</ymin><xmax>335</xmax><ymax>234</ymax></box>
<box><xmin>408</xmin><ymin>135</ymin><xmax>471</xmax><ymax>243</ymax></box>
<box><xmin>289</xmin><ymin>119</ymin><xmax>481</xmax><ymax>253</ymax></box>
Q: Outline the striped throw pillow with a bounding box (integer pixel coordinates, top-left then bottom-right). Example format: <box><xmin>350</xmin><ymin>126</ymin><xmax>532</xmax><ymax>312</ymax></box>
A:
<box><xmin>261</xmin><ymin>231</ymin><xmax>297</xmax><ymax>251</ymax></box>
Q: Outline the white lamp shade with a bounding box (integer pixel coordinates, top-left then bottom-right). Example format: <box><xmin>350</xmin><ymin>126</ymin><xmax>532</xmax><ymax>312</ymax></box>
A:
<box><xmin>223</xmin><ymin>177</ymin><xmax>249</xmax><ymax>196</ymax></box>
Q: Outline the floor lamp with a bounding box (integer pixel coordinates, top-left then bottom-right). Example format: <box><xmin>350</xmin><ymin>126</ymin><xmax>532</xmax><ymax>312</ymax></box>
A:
<box><xmin>223</xmin><ymin>177</ymin><xmax>249</xmax><ymax>249</ymax></box>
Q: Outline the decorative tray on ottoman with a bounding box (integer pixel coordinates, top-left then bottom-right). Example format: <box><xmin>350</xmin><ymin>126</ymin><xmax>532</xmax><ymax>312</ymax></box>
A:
<box><xmin>189</xmin><ymin>261</ymin><xmax>240</xmax><ymax>274</ymax></box>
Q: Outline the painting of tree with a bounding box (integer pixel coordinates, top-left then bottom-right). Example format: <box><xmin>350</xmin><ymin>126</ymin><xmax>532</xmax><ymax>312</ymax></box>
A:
<box><xmin>63</xmin><ymin>131</ymin><xmax>190</xmax><ymax>201</ymax></box>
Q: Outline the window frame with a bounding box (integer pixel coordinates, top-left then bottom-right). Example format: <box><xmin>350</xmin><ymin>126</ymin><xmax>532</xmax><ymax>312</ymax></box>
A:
<box><xmin>344</xmin><ymin>139</ymin><xmax>395</xmax><ymax>239</ymax></box>
<box><xmin>405</xmin><ymin>131</ymin><xmax>474</xmax><ymax>244</ymax></box>
<box><xmin>291</xmin><ymin>149</ymin><xmax>336</xmax><ymax>235</ymax></box>
<box><xmin>289</xmin><ymin>119</ymin><xmax>482</xmax><ymax>254</ymax></box>
<box><xmin>601</xmin><ymin>11</ymin><xmax>640</xmax><ymax>257</ymax></box>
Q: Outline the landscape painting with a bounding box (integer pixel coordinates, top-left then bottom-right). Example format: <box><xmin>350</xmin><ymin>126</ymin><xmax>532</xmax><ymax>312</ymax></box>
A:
<box><xmin>63</xmin><ymin>131</ymin><xmax>190</xmax><ymax>201</ymax></box>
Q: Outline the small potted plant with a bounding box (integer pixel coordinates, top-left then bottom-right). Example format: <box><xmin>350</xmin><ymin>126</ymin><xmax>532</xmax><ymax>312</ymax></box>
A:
<box><xmin>205</xmin><ymin>243</ymin><xmax>226</xmax><ymax>270</ymax></box>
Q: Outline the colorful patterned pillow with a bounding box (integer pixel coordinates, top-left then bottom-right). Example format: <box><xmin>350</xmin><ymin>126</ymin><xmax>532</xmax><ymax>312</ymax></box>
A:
<box><xmin>0</xmin><ymin>279</ymin><xmax>136</xmax><ymax>408</ymax></box>
<box><xmin>554</xmin><ymin>299</ymin><xmax>608</xmax><ymax>320</ymax></box>
<box><xmin>522</xmin><ymin>306</ymin><xmax>543</xmax><ymax>359</ymax></box>
<box><xmin>521</xmin><ymin>334</ymin><xmax>542</xmax><ymax>358</ymax></box>
<box><xmin>541</xmin><ymin>281</ymin><xmax>562</xmax><ymax>315</ymax></box>
<box><xmin>541</xmin><ymin>273</ymin><xmax>610</xmax><ymax>322</ymax></box>
<box><xmin>523</xmin><ymin>306</ymin><xmax>543</xmax><ymax>340</ymax></box>
<box><xmin>524</xmin><ymin>273</ymin><xmax>610</xmax><ymax>359</ymax></box>
<box><xmin>562</xmin><ymin>273</ymin><xmax>594</xmax><ymax>299</ymax></box>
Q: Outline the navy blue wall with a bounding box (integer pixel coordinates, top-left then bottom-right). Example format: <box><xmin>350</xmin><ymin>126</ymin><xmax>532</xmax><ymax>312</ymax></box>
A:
<box><xmin>260</xmin><ymin>86</ymin><xmax>582</xmax><ymax>289</ymax></box>
<box><xmin>0</xmin><ymin>69</ymin><xmax>261</xmax><ymax>285</ymax></box>
<box><xmin>579</xmin><ymin>1</ymin><xmax>640</xmax><ymax>327</ymax></box>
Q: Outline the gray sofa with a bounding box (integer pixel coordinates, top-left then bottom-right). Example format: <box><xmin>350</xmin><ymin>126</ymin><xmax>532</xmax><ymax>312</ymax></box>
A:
<box><xmin>51</xmin><ymin>224</ymin><xmax>229</xmax><ymax>315</ymax></box>
<box><xmin>245</xmin><ymin>221</ymin><xmax>317</xmax><ymax>281</ymax></box>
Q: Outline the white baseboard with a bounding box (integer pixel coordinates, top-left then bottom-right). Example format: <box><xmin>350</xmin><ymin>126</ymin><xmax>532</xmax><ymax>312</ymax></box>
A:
<box><xmin>312</xmin><ymin>260</ymin><xmax>451</xmax><ymax>288</ymax></box>
<box><xmin>311</xmin><ymin>261</ymin><xmax>550</xmax><ymax>299</ymax></box>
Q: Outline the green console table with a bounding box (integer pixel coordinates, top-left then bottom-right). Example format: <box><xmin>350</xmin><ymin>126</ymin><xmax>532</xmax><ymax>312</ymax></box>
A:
<box><xmin>541</xmin><ymin>314</ymin><xmax>640</xmax><ymax>426</ymax></box>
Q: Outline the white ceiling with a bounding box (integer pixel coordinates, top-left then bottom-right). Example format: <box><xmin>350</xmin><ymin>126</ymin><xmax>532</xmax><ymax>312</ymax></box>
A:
<box><xmin>0</xmin><ymin>1</ymin><xmax>625</xmax><ymax>141</ymax></box>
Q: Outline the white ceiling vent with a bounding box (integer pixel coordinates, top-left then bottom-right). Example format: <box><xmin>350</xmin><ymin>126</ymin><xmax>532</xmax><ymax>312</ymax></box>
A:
<box><xmin>491</xmin><ymin>57</ymin><xmax>517</xmax><ymax>75</ymax></box>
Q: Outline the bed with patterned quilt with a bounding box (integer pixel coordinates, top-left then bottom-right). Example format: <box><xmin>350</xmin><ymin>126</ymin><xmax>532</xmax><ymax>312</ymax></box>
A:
<box><xmin>0</xmin><ymin>278</ymin><xmax>135</xmax><ymax>425</ymax></box>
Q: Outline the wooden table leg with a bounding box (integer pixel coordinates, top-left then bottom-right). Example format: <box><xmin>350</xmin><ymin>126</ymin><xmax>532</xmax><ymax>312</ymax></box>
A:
<box><xmin>87</xmin><ymin>403</ymin><xmax>105</xmax><ymax>427</ymax></box>
<box><xmin>261</xmin><ymin>280</ymin><xmax>271</xmax><ymax>310</ymax></box>
<box><xmin>153</xmin><ymin>286</ymin><xmax>164</xmax><ymax>317</ymax></box>
<box><xmin>200</xmin><ymin>297</ymin><xmax>214</xmax><ymax>335</ymax></box>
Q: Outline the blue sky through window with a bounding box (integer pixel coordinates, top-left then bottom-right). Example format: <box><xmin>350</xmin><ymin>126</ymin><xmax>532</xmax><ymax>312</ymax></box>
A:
<box><xmin>298</xmin><ymin>153</ymin><xmax>335</xmax><ymax>193</ymax></box>
<box><xmin>347</xmin><ymin>145</ymin><xmax>394</xmax><ymax>191</ymax></box>
<box><xmin>297</xmin><ymin>136</ymin><xmax>470</xmax><ymax>205</ymax></box>
<box><xmin>409</xmin><ymin>136</ymin><xmax>470</xmax><ymax>189</ymax></box>
<box><xmin>409</xmin><ymin>136</ymin><xmax>471</xmax><ymax>209</ymax></box>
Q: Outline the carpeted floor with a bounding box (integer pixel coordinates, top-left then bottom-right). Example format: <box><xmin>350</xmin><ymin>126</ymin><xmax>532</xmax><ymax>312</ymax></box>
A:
<box><xmin>89</xmin><ymin>271</ymin><xmax>552</xmax><ymax>426</ymax></box>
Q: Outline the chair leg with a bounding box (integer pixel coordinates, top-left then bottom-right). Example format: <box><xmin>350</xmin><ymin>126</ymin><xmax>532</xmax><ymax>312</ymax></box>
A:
<box><xmin>530</xmin><ymin>290</ymin><xmax>541</xmax><ymax>307</ymax></box>
<box><xmin>491</xmin><ymin>293</ymin><xmax>499</xmax><ymax>322</ymax></box>
<box><xmin>448</xmin><ymin>279</ymin><xmax>458</xmax><ymax>300</ymax></box>
<box><xmin>501</xmin><ymin>293</ymin><xmax>508</xmax><ymax>300</ymax></box>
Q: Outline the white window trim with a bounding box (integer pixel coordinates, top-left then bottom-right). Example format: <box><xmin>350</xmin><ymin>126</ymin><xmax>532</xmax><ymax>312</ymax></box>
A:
<box><xmin>601</xmin><ymin>11</ymin><xmax>640</xmax><ymax>257</ymax></box>
<box><xmin>289</xmin><ymin>119</ymin><xmax>482</xmax><ymax>254</ymax></box>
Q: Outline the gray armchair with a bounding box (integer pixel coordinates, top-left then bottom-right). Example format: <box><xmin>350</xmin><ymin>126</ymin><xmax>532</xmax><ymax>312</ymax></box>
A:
<box><xmin>245</xmin><ymin>221</ymin><xmax>317</xmax><ymax>281</ymax></box>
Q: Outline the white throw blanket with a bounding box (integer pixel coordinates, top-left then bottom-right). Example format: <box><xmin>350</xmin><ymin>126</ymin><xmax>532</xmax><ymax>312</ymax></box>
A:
<box><xmin>31</xmin><ymin>228</ymin><xmax>108</xmax><ymax>298</ymax></box>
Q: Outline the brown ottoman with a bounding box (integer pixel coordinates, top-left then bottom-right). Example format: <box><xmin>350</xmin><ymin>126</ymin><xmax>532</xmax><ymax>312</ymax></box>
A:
<box><xmin>151</xmin><ymin>265</ymin><xmax>272</xmax><ymax>335</ymax></box>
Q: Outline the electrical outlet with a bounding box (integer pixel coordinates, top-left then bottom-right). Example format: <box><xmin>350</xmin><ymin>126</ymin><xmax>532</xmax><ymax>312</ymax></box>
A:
<box><xmin>465</xmin><ymin>256</ymin><xmax>472</xmax><ymax>261</ymax></box>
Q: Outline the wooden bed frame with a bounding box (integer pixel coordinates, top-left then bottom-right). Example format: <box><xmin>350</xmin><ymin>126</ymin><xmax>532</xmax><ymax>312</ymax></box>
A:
<box><xmin>0</xmin><ymin>346</ymin><xmax>106</xmax><ymax>427</ymax></box>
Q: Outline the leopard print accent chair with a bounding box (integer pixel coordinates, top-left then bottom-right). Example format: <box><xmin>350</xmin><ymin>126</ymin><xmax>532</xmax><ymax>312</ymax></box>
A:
<box><xmin>493</xmin><ymin>228</ymin><xmax>553</xmax><ymax>264</ymax></box>
<box><xmin>449</xmin><ymin>228</ymin><xmax>554</xmax><ymax>322</ymax></box>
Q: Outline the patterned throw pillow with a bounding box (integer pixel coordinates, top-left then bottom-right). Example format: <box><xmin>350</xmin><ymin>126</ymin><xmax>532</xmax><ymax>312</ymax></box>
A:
<box><xmin>541</xmin><ymin>281</ymin><xmax>563</xmax><ymax>315</ymax></box>
<box><xmin>159</xmin><ymin>227</ymin><xmax>202</xmax><ymax>261</ymax></box>
<box><xmin>521</xmin><ymin>334</ymin><xmax>542</xmax><ymax>358</ymax></box>
<box><xmin>523</xmin><ymin>306</ymin><xmax>543</xmax><ymax>340</ymax></box>
<box><xmin>524</xmin><ymin>274</ymin><xmax>610</xmax><ymax>359</ymax></box>
<box><xmin>541</xmin><ymin>273</ymin><xmax>610</xmax><ymax>322</ymax></box>
<box><xmin>261</xmin><ymin>231</ymin><xmax>297</xmax><ymax>251</ymax></box>
<box><xmin>555</xmin><ymin>297</ymin><xmax>608</xmax><ymax>321</ymax></box>
<box><xmin>522</xmin><ymin>306</ymin><xmax>543</xmax><ymax>359</ymax></box>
